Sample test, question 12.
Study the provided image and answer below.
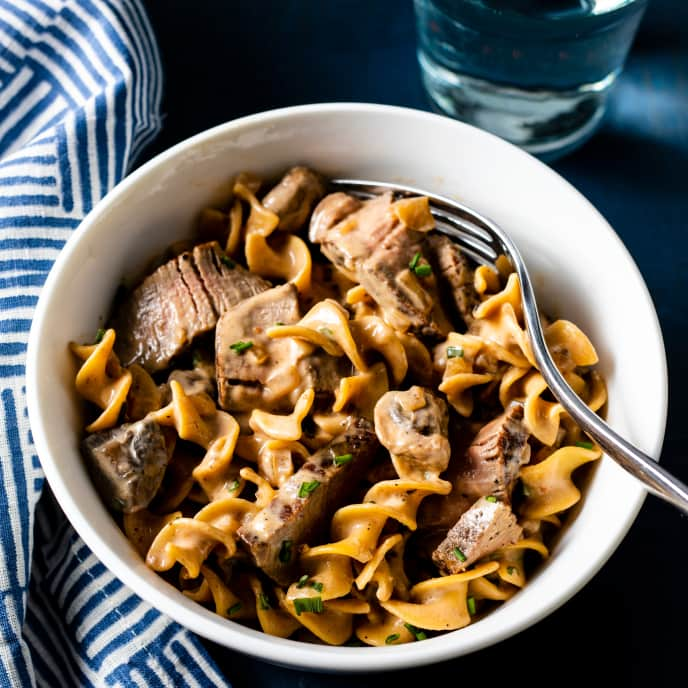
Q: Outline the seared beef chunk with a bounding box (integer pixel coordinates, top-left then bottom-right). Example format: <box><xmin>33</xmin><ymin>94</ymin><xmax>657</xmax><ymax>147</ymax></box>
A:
<box><xmin>215</xmin><ymin>284</ymin><xmax>342</xmax><ymax>412</ymax></box>
<box><xmin>111</xmin><ymin>241</ymin><xmax>269</xmax><ymax>372</ymax></box>
<box><xmin>417</xmin><ymin>402</ymin><xmax>530</xmax><ymax>550</ymax></box>
<box><xmin>237</xmin><ymin>418</ymin><xmax>379</xmax><ymax>585</ymax></box>
<box><xmin>432</xmin><ymin>496</ymin><xmax>522</xmax><ymax>574</ymax></box>
<box><xmin>310</xmin><ymin>192</ymin><xmax>447</xmax><ymax>338</ymax></box>
<box><xmin>426</xmin><ymin>234</ymin><xmax>479</xmax><ymax>330</ymax></box>
<box><xmin>374</xmin><ymin>386</ymin><xmax>451</xmax><ymax>478</ymax></box>
<box><xmin>82</xmin><ymin>419</ymin><xmax>172</xmax><ymax>513</ymax></box>
<box><xmin>261</xmin><ymin>166</ymin><xmax>326</xmax><ymax>232</ymax></box>
<box><xmin>455</xmin><ymin>402</ymin><xmax>530</xmax><ymax>502</ymax></box>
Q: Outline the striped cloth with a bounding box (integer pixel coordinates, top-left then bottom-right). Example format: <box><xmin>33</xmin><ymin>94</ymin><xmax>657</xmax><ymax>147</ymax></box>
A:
<box><xmin>0</xmin><ymin>2</ymin><xmax>229</xmax><ymax>686</ymax></box>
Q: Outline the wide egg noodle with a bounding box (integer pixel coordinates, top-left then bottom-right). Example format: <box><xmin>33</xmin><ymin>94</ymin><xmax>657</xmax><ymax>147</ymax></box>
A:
<box><xmin>70</xmin><ymin>328</ymin><xmax>132</xmax><ymax>432</ymax></box>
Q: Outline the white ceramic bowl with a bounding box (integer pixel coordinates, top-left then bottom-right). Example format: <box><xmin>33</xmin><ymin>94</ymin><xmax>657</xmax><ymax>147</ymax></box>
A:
<box><xmin>26</xmin><ymin>103</ymin><xmax>667</xmax><ymax>673</ymax></box>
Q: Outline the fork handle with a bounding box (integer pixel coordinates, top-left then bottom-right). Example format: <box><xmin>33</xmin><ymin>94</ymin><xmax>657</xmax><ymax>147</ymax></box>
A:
<box><xmin>535</xmin><ymin>335</ymin><xmax>688</xmax><ymax>516</ymax></box>
<box><xmin>564</xmin><ymin>394</ymin><xmax>688</xmax><ymax>516</ymax></box>
<box><xmin>508</xmin><ymin>251</ymin><xmax>688</xmax><ymax>516</ymax></box>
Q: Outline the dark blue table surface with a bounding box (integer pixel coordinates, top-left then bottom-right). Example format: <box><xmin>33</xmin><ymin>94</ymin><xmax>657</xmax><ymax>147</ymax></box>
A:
<box><xmin>142</xmin><ymin>1</ymin><xmax>687</xmax><ymax>685</ymax></box>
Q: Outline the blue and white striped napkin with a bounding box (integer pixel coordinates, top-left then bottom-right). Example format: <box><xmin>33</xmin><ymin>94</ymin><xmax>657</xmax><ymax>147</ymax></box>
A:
<box><xmin>0</xmin><ymin>2</ymin><xmax>229</xmax><ymax>685</ymax></box>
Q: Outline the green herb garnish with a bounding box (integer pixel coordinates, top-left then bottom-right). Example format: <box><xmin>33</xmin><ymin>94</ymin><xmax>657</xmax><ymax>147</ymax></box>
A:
<box><xmin>310</xmin><ymin>581</ymin><xmax>324</xmax><ymax>593</ymax></box>
<box><xmin>507</xmin><ymin>566</ymin><xmax>516</xmax><ymax>576</ymax></box>
<box><xmin>409</xmin><ymin>252</ymin><xmax>421</xmax><ymax>271</ymax></box>
<box><xmin>275</xmin><ymin>321</ymin><xmax>285</xmax><ymax>326</ymax></box>
<box><xmin>298</xmin><ymin>480</ymin><xmax>320</xmax><ymax>498</ymax></box>
<box><xmin>318</xmin><ymin>327</ymin><xmax>334</xmax><ymax>337</ymax></box>
<box><xmin>575</xmin><ymin>440</ymin><xmax>594</xmax><ymax>450</ymax></box>
<box><xmin>334</xmin><ymin>453</ymin><xmax>353</xmax><ymax>466</ymax></box>
<box><xmin>467</xmin><ymin>597</ymin><xmax>476</xmax><ymax>615</ymax></box>
<box><xmin>191</xmin><ymin>350</ymin><xmax>202</xmax><ymax>367</ymax></box>
<box><xmin>293</xmin><ymin>596</ymin><xmax>324</xmax><ymax>616</ymax></box>
<box><xmin>446</xmin><ymin>345</ymin><xmax>464</xmax><ymax>359</ymax></box>
<box><xmin>453</xmin><ymin>547</ymin><xmax>467</xmax><ymax>562</ymax></box>
<box><xmin>279</xmin><ymin>540</ymin><xmax>293</xmax><ymax>563</ymax></box>
<box><xmin>404</xmin><ymin>623</ymin><xmax>427</xmax><ymax>641</ymax></box>
<box><xmin>485</xmin><ymin>495</ymin><xmax>498</xmax><ymax>503</ymax></box>
<box><xmin>296</xmin><ymin>574</ymin><xmax>310</xmax><ymax>588</ymax></box>
<box><xmin>230</xmin><ymin>340</ymin><xmax>253</xmax><ymax>354</ymax></box>
<box><xmin>228</xmin><ymin>602</ymin><xmax>242</xmax><ymax>616</ymax></box>
<box><xmin>385</xmin><ymin>633</ymin><xmax>400</xmax><ymax>644</ymax></box>
<box><xmin>94</xmin><ymin>328</ymin><xmax>106</xmax><ymax>344</ymax></box>
<box><xmin>227</xmin><ymin>479</ymin><xmax>240</xmax><ymax>493</ymax></box>
<box><xmin>414</xmin><ymin>263</ymin><xmax>432</xmax><ymax>278</ymax></box>
<box><xmin>258</xmin><ymin>593</ymin><xmax>271</xmax><ymax>610</ymax></box>
<box><xmin>221</xmin><ymin>255</ymin><xmax>235</xmax><ymax>269</ymax></box>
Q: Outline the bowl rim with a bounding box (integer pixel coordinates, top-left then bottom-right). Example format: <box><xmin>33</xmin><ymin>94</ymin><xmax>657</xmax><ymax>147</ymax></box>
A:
<box><xmin>26</xmin><ymin>101</ymin><xmax>667</xmax><ymax>673</ymax></box>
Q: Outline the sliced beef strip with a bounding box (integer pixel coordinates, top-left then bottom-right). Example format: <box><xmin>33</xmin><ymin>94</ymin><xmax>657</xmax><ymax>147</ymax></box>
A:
<box><xmin>261</xmin><ymin>166</ymin><xmax>326</xmax><ymax>232</ymax></box>
<box><xmin>455</xmin><ymin>401</ymin><xmax>531</xmax><ymax>502</ymax></box>
<box><xmin>425</xmin><ymin>233</ymin><xmax>479</xmax><ymax>331</ymax></box>
<box><xmin>432</xmin><ymin>496</ymin><xmax>522</xmax><ymax>574</ymax></box>
<box><xmin>374</xmin><ymin>386</ymin><xmax>451</xmax><ymax>479</ymax></box>
<box><xmin>310</xmin><ymin>192</ymin><xmax>447</xmax><ymax>338</ymax></box>
<box><xmin>111</xmin><ymin>241</ymin><xmax>269</xmax><ymax>373</ymax></box>
<box><xmin>82</xmin><ymin>419</ymin><xmax>173</xmax><ymax>514</ymax></box>
<box><xmin>237</xmin><ymin>418</ymin><xmax>379</xmax><ymax>585</ymax></box>
<box><xmin>215</xmin><ymin>284</ymin><xmax>342</xmax><ymax>412</ymax></box>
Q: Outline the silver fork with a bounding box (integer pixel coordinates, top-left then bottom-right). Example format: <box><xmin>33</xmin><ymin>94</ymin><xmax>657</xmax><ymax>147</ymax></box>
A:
<box><xmin>331</xmin><ymin>178</ymin><xmax>688</xmax><ymax>517</ymax></box>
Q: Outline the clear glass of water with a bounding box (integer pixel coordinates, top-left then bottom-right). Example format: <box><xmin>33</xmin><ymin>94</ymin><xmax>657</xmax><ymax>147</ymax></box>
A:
<box><xmin>413</xmin><ymin>0</ymin><xmax>648</xmax><ymax>160</ymax></box>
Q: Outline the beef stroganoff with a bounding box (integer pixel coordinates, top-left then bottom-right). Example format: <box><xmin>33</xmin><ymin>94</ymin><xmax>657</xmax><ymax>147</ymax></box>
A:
<box><xmin>70</xmin><ymin>166</ymin><xmax>606</xmax><ymax>645</ymax></box>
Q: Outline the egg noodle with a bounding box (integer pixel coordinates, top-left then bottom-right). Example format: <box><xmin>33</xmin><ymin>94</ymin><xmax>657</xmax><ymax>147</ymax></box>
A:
<box><xmin>70</xmin><ymin>169</ymin><xmax>606</xmax><ymax>646</ymax></box>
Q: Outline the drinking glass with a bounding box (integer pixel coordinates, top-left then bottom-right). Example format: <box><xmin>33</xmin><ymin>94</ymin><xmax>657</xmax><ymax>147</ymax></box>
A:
<box><xmin>413</xmin><ymin>0</ymin><xmax>649</xmax><ymax>160</ymax></box>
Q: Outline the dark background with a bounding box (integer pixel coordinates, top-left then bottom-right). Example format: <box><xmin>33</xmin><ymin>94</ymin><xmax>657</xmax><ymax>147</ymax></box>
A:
<box><xmin>141</xmin><ymin>1</ymin><xmax>688</xmax><ymax>685</ymax></box>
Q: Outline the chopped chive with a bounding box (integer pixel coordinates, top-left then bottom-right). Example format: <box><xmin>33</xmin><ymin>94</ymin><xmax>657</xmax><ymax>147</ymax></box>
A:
<box><xmin>521</xmin><ymin>483</ymin><xmax>532</xmax><ymax>498</ymax></box>
<box><xmin>409</xmin><ymin>252</ymin><xmax>421</xmax><ymax>270</ymax></box>
<box><xmin>296</xmin><ymin>574</ymin><xmax>309</xmax><ymax>588</ymax></box>
<box><xmin>404</xmin><ymin>623</ymin><xmax>427</xmax><ymax>641</ymax></box>
<box><xmin>414</xmin><ymin>263</ymin><xmax>432</xmax><ymax>278</ymax></box>
<box><xmin>258</xmin><ymin>593</ymin><xmax>271</xmax><ymax>610</ymax></box>
<box><xmin>575</xmin><ymin>440</ymin><xmax>594</xmax><ymax>450</ymax></box>
<box><xmin>230</xmin><ymin>340</ymin><xmax>253</xmax><ymax>354</ymax></box>
<box><xmin>507</xmin><ymin>566</ymin><xmax>516</xmax><ymax>576</ymax></box>
<box><xmin>453</xmin><ymin>547</ymin><xmax>467</xmax><ymax>562</ymax></box>
<box><xmin>275</xmin><ymin>321</ymin><xmax>285</xmax><ymax>326</ymax></box>
<box><xmin>279</xmin><ymin>540</ymin><xmax>292</xmax><ymax>563</ymax></box>
<box><xmin>221</xmin><ymin>255</ymin><xmax>235</xmax><ymax>269</ymax></box>
<box><xmin>310</xmin><ymin>581</ymin><xmax>324</xmax><ymax>593</ymax></box>
<box><xmin>227</xmin><ymin>479</ymin><xmax>240</xmax><ymax>493</ymax></box>
<box><xmin>318</xmin><ymin>326</ymin><xmax>334</xmax><ymax>337</ymax></box>
<box><xmin>334</xmin><ymin>453</ymin><xmax>353</xmax><ymax>466</ymax></box>
<box><xmin>467</xmin><ymin>596</ymin><xmax>476</xmax><ymax>615</ymax></box>
<box><xmin>485</xmin><ymin>495</ymin><xmax>498</xmax><ymax>503</ymax></box>
<box><xmin>298</xmin><ymin>480</ymin><xmax>320</xmax><ymax>498</ymax></box>
<box><xmin>446</xmin><ymin>345</ymin><xmax>464</xmax><ymax>359</ymax></box>
<box><xmin>228</xmin><ymin>602</ymin><xmax>242</xmax><ymax>615</ymax></box>
<box><xmin>94</xmin><ymin>328</ymin><xmax>106</xmax><ymax>344</ymax></box>
<box><xmin>293</xmin><ymin>596</ymin><xmax>323</xmax><ymax>615</ymax></box>
<box><xmin>385</xmin><ymin>633</ymin><xmax>400</xmax><ymax>644</ymax></box>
